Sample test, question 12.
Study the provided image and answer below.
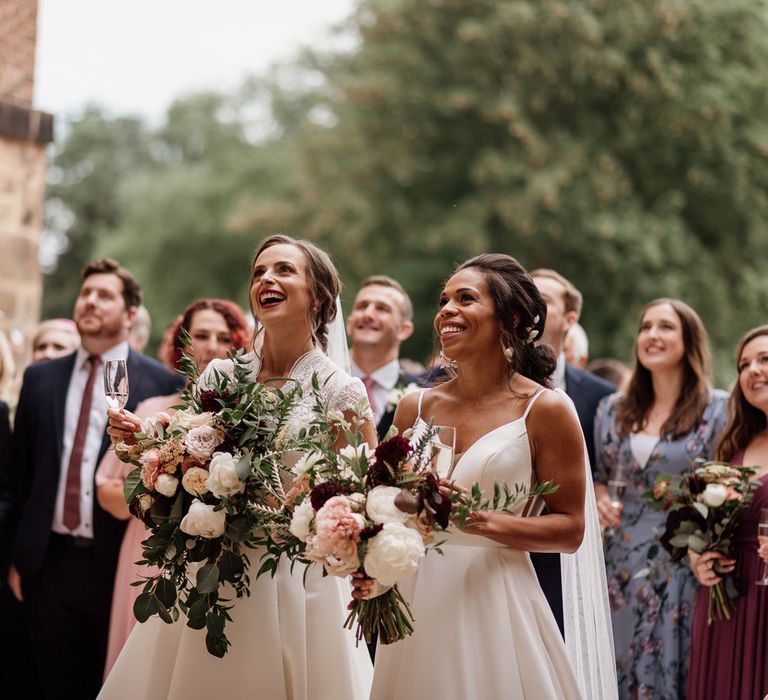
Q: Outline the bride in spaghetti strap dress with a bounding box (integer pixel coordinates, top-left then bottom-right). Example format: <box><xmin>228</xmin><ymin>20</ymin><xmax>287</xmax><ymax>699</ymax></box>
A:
<box><xmin>358</xmin><ymin>255</ymin><xmax>616</xmax><ymax>700</ymax></box>
<box><xmin>100</xmin><ymin>237</ymin><xmax>375</xmax><ymax>700</ymax></box>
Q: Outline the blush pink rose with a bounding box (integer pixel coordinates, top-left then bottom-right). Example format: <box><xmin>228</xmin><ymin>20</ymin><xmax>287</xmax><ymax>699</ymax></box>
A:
<box><xmin>311</xmin><ymin>496</ymin><xmax>364</xmax><ymax>560</ymax></box>
<box><xmin>140</xmin><ymin>448</ymin><xmax>162</xmax><ymax>490</ymax></box>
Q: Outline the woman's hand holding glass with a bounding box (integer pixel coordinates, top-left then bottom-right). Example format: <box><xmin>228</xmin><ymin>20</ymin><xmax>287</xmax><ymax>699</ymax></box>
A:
<box><xmin>106</xmin><ymin>407</ymin><xmax>143</xmax><ymax>445</ymax></box>
<box><xmin>595</xmin><ymin>483</ymin><xmax>622</xmax><ymax>529</ymax></box>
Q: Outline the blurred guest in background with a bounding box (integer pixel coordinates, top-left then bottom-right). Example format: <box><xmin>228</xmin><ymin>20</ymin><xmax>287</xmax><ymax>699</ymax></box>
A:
<box><xmin>587</xmin><ymin>357</ymin><xmax>632</xmax><ymax>392</ymax></box>
<box><xmin>347</xmin><ymin>275</ymin><xmax>418</xmax><ymax>439</ymax></box>
<box><xmin>0</xmin><ymin>329</ymin><xmax>16</xmax><ymax>407</ymax></box>
<box><xmin>32</xmin><ymin>318</ymin><xmax>81</xmax><ymax>364</ymax></box>
<box><xmin>593</xmin><ymin>298</ymin><xmax>728</xmax><ymax>698</ymax></box>
<box><xmin>530</xmin><ymin>268</ymin><xmax>614</xmax><ymax>635</ymax></box>
<box><xmin>128</xmin><ymin>305</ymin><xmax>151</xmax><ymax>354</ymax></box>
<box><xmin>687</xmin><ymin>324</ymin><xmax>768</xmax><ymax>699</ymax></box>
<box><xmin>96</xmin><ymin>298</ymin><xmax>249</xmax><ymax>677</ymax></box>
<box><xmin>564</xmin><ymin>321</ymin><xmax>589</xmax><ymax>369</ymax></box>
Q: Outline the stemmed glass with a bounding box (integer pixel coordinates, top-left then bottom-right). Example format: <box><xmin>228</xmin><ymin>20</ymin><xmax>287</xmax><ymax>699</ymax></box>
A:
<box><xmin>104</xmin><ymin>359</ymin><xmax>129</xmax><ymax>410</ymax></box>
<box><xmin>430</xmin><ymin>426</ymin><xmax>457</xmax><ymax>479</ymax></box>
<box><xmin>605</xmin><ymin>469</ymin><xmax>627</xmax><ymax>537</ymax></box>
<box><xmin>756</xmin><ymin>508</ymin><xmax>768</xmax><ymax>586</ymax></box>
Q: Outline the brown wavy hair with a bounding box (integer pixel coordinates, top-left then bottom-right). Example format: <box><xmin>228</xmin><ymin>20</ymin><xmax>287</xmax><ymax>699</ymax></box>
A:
<box><xmin>251</xmin><ymin>234</ymin><xmax>340</xmax><ymax>350</ymax></box>
<box><xmin>615</xmin><ymin>298</ymin><xmax>712</xmax><ymax>439</ymax></box>
<box><xmin>715</xmin><ymin>325</ymin><xmax>768</xmax><ymax>463</ymax></box>
<box><xmin>167</xmin><ymin>299</ymin><xmax>250</xmax><ymax>371</ymax></box>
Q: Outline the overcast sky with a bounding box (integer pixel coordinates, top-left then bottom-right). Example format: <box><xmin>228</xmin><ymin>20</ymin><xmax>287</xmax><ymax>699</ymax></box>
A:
<box><xmin>34</xmin><ymin>0</ymin><xmax>355</xmax><ymax>120</ymax></box>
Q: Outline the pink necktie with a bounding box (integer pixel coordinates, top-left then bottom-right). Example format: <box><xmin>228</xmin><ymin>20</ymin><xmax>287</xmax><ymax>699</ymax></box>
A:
<box><xmin>362</xmin><ymin>375</ymin><xmax>377</xmax><ymax>414</ymax></box>
<box><xmin>63</xmin><ymin>355</ymin><xmax>101</xmax><ymax>531</ymax></box>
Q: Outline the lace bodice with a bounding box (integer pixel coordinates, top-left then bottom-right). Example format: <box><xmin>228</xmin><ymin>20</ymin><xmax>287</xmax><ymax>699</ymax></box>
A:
<box><xmin>202</xmin><ymin>348</ymin><xmax>372</xmax><ymax>434</ymax></box>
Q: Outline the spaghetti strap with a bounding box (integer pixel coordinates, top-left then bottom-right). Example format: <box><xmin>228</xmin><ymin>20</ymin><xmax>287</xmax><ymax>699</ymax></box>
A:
<box><xmin>416</xmin><ymin>389</ymin><xmax>427</xmax><ymax>421</ymax></box>
<box><xmin>521</xmin><ymin>389</ymin><xmax>546</xmax><ymax>422</ymax></box>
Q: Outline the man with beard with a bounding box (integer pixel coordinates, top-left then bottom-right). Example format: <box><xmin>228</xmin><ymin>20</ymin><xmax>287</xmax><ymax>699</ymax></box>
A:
<box><xmin>530</xmin><ymin>268</ymin><xmax>615</xmax><ymax>637</ymax></box>
<box><xmin>6</xmin><ymin>259</ymin><xmax>181</xmax><ymax>699</ymax></box>
<box><xmin>347</xmin><ymin>276</ymin><xmax>419</xmax><ymax>440</ymax></box>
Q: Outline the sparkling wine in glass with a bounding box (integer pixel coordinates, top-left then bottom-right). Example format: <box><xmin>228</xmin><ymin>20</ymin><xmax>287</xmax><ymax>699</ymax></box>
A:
<box><xmin>431</xmin><ymin>426</ymin><xmax>457</xmax><ymax>479</ymax></box>
<box><xmin>104</xmin><ymin>359</ymin><xmax>129</xmax><ymax>409</ymax></box>
<box><xmin>757</xmin><ymin>508</ymin><xmax>768</xmax><ymax>586</ymax></box>
<box><xmin>605</xmin><ymin>478</ymin><xmax>627</xmax><ymax>536</ymax></box>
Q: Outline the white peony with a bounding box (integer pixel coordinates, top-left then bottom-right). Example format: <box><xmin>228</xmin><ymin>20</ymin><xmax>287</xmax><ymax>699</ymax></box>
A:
<box><xmin>180</xmin><ymin>500</ymin><xmax>226</xmax><ymax>538</ymax></box>
<box><xmin>155</xmin><ymin>473</ymin><xmax>179</xmax><ymax>498</ymax></box>
<box><xmin>700</xmin><ymin>483</ymin><xmax>728</xmax><ymax>508</ymax></box>
<box><xmin>206</xmin><ymin>452</ymin><xmax>245</xmax><ymax>499</ymax></box>
<box><xmin>289</xmin><ymin>499</ymin><xmax>315</xmax><ymax>542</ymax></box>
<box><xmin>292</xmin><ymin>451</ymin><xmax>323</xmax><ymax>479</ymax></box>
<box><xmin>183</xmin><ymin>425</ymin><xmax>224</xmax><ymax>460</ymax></box>
<box><xmin>182</xmin><ymin>467</ymin><xmax>210</xmax><ymax>496</ymax></box>
<box><xmin>364</xmin><ymin>522</ymin><xmax>425</xmax><ymax>587</ymax></box>
<box><xmin>366</xmin><ymin>485</ymin><xmax>411</xmax><ymax>524</ymax></box>
<box><xmin>168</xmin><ymin>409</ymin><xmax>216</xmax><ymax>431</ymax></box>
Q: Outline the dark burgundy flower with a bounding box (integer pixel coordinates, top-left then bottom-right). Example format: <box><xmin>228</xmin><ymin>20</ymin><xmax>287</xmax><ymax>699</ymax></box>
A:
<box><xmin>310</xmin><ymin>481</ymin><xmax>344</xmax><ymax>511</ymax></box>
<box><xmin>374</xmin><ymin>435</ymin><xmax>412</xmax><ymax>468</ymax></box>
<box><xmin>360</xmin><ymin>523</ymin><xmax>384</xmax><ymax>541</ymax></box>
<box><xmin>419</xmin><ymin>473</ymin><xmax>451</xmax><ymax>529</ymax></box>
<box><xmin>367</xmin><ymin>461</ymin><xmax>398</xmax><ymax>487</ymax></box>
<box><xmin>659</xmin><ymin>506</ymin><xmax>705</xmax><ymax>561</ymax></box>
<box><xmin>199</xmin><ymin>389</ymin><xmax>231</xmax><ymax>413</ymax></box>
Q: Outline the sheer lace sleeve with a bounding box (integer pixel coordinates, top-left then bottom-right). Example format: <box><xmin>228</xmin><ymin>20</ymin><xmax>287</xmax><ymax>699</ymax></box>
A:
<box><xmin>327</xmin><ymin>375</ymin><xmax>374</xmax><ymax>423</ymax></box>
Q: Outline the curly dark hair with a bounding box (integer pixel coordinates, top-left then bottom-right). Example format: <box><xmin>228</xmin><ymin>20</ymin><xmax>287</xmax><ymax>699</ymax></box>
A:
<box><xmin>250</xmin><ymin>234</ymin><xmax>340</xmax><ymax>350</ymax></box>
<box><xmin>166</xmin><ymin>299</ymin><xmax>250</xmax><ymax>371</ymax></box>
<box><xmin>452</xmin><ymin>254</ymin><xmax>555</xmax><ymax>387</ymax></box>
<box><xmin>82</xmin><ymin>258</ymin><xmax>142</xmax><ymax>310</ymax></box>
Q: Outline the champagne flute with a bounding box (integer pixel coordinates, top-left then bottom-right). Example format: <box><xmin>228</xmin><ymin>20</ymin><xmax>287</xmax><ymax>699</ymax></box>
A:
<box><xmin>756</xmin><ymin>508</ymin><xmax>768</xmax><ymax>586</ymax></box>
<box><xmin>104</xmin><ymin>359</ymin><xmax>129</xmax><ymax>410</ymax></box>
<box><xmin>431</xmin><ymin>426</ymin><xmax>457</xmax><ymax>479</ymax></box>
<box><xmin>604</xmin><ymin>476</ymin><xmax>627</xmax><ymax>537</ymax></box>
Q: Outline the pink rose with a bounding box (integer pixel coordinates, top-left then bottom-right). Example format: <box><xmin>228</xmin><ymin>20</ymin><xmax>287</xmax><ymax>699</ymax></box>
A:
<box><xmin>183</xmin><ymin>425</ymin><xmax>224</xmax><ymax>460</ymax></box>
<box><xmin>310</xmin><ymin>496</ymin><xmax>364</xmax><ymax>560</ymax></box>
<box><xmin>140</xmin><ymin>449</ymin><xmax>162</xmax><ymax>490</ymax></box>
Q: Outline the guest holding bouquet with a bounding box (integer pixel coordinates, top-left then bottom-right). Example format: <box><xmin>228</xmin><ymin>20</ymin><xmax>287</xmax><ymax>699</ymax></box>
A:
<box><xmin>95</xmin><ymin>298</ymin><xmax>249</xmax><ymax>677</ymax></box>
<box><xmin>594</xmin><ymin>298</ymin><xmax>728</xmax><ymax>698</ymax></box>
<box><xmin>359</xmin><ymin>254</ymin><xmax>616</xmax><ymax>700</ymax></box>
<box><xmin>687</xmin><ymin>325</ymin><xmax>768</xmax><ymax>699</ymax></box>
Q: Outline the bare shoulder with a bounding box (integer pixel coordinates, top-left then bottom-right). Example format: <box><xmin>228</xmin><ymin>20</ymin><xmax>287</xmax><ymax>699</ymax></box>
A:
<box><xmin>392</xmin><ymin>389</ymin><xmax>425</xmax><ymax>433</ymax></box>
<box><xmin>527</xmin><ymin>388</ymin><xmax>580</xmax><ymax>431</ymax></box>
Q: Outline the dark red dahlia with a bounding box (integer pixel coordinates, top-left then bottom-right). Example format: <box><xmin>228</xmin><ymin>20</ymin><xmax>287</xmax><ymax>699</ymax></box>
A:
<box><xmin>374</xmin><ymin>435</ymin><xmax>413</xmax><ymax>467</ymax></box>
<box><xmin>310</xmin><ymin>481</ymin><xmax>345</xmax><ymax>511</ymax></box>
<box><xmin>199</xmin><ymin>389</ymin><xmax>231</xmax><ymax>413</ymax></box>
<box><xmin>367</xmin><ymin>461</ymin><xmax>398</xmax><ymax>487</ymax></box>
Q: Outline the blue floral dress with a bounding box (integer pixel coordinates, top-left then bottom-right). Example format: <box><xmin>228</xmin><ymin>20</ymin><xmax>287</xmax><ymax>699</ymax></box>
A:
<box><xmin>593</xmin><ymin>390</ymin><xmax>728</xmax><ymax>700</ymax></box>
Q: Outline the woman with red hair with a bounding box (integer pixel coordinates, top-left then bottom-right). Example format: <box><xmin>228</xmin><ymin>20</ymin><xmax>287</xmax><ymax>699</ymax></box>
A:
<box><xmin>95</xmin><ymin>298</ymin><xmax>249</xmax><ymax>677</ymax></box>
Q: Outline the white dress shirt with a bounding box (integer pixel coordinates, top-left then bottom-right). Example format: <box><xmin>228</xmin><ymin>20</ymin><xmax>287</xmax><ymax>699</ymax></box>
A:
<box><xmin>551</xmin><ymin>352</ymin><xmax>567</xmax><ymax>391</ymax></box>
<box><xmin>53</xmin><ymin>341</ymin><xmax>129</xmax><ymax>537</ymax></box>
<box><xmin>350</xmin><ymin>358</ymin><xmax>401</xmax><ymax>425</ymax></box>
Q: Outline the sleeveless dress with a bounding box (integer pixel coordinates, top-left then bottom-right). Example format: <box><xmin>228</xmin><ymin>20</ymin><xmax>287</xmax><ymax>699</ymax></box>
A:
<box><xmin>370</xmin><ymin>389</ymin><xmax>583</xmax><ymax>700</ymax></box>
<box><xmin>98</xmin><ymin>349</ymin><xmax>373</xmax><ymax>700</ymax></box>
<box><xmin>687</xmin><ymin>452</ymin><xmax>768</xmax><ymax>700</ymax></box>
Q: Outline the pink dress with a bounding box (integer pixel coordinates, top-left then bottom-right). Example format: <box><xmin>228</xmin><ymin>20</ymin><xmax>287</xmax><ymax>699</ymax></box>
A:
<box><xmin>96</xmin><ymin>393</ymin><xmax>180</xmax><ymax>678</ymax></box>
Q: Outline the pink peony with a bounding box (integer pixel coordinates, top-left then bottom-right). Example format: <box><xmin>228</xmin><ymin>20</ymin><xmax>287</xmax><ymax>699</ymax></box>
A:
<box><xmin>310</xmin><ymin>496</ymin><xmax>365</xmax><ymax>560</ymax></box>
<box><xmin>140</xmin><ymin>449</ymin><xmax>162</xmax><ymax>490</ymax></box>
<box><xmin>183</xmin><ymin>425</ymin><xmax>224</xmax><ymax>460</ymax></box>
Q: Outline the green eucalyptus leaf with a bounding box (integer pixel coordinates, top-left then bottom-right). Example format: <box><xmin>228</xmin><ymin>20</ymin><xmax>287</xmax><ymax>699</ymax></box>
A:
<box><xmin>196</xmin><ymin>563</ymin><xmax>220</xmax><ymax>594</ymax></box>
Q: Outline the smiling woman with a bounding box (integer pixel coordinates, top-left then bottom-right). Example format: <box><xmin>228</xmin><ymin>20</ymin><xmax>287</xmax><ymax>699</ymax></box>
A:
<box><xmin>593</xmin><ymin>298</ymin><xmax>729</xmax><ymax>698</ymax></box>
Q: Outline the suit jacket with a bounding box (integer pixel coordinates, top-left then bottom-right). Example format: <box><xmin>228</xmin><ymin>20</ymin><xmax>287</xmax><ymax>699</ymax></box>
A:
<box><xmin>11</xmin><ymin>350</ymin><xmax>183</xmax><ymax>581</ymax></box>
<box><xmin>0</xmin><ymin>401</ymin><xmax>12</xmax><ymax>560</ymax></box>
<box><xmin>531</xmin><ymin>364</ymin><xmax>615</xmax><ymax>636</ymax></box>
<box><xmin>375</xmin><ymin>366</ymin><xmax>421</xmax><ymax>441</ymax></box>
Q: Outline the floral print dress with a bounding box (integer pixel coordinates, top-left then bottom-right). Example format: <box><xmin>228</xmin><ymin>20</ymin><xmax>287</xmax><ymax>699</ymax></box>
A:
<box><xmin>593</xmin><ymin>390</ymin><xmax>728</xmax><ymax>700</ymax></box>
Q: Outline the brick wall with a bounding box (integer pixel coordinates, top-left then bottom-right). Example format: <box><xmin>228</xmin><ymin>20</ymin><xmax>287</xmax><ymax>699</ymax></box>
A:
<box><xmin>0</xmin><ymin>0</ymin><xmax>39</xmax><ymax>108</ymax></box>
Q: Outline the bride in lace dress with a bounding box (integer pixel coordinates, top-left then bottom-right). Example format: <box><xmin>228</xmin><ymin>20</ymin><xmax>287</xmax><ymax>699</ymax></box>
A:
<box><xmin>356</xmin><ymin>254</ymin><xmax>616</xmax><ymax>700</ymax></box>
<box><xmin>100</xmin><ymin>235</ymin><xmax>376</xmax><ymax>700</ymax></box>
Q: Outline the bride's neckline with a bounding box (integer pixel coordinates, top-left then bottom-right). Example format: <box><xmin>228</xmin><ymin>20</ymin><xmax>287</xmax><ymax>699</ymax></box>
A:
<box><xmin>254</xmin><ymin>347</ymin><xmax>322</xmax><ymax>382</ymax></box>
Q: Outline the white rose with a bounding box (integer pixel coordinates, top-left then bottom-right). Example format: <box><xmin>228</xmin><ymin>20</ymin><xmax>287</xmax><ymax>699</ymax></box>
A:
<box><xmin>136</xmin><ymin>493</ymin><xmax>154</xmax><ymax>516</ymax></box>
<box><xmin>292</xmin><ymin>451</ymin><xmax>323</xmax><ymax>479</ymax></box>
<box><xmin>206</xmin><ymin>452</ymin><xmax>245</xmax><ymax>498</ymax></box>
<box><xmin>180</xmin><ymin>500</ymin><xmax>226</xmax><ymax>538</ymax></box>
<box><xmin>700</xmin><ymin>483</ymin><xmax>728</xmax><ymax>508</ymax></box>
<box><xmin>364</xmin><ymin>522</ymin><xmax>425</xmax><ymax>587</ymax></box>
<box><xmin>366</xmin><ymin>485</ymin><xmax>411</xmax><ymax>524</ymax></box>
<box><xmin>182</xmin><ymin>467</ymin><xmax>210</xmax><ymax>496</ymax></box>
<box><xmin>289</xmin><ymin>499</ymin><xmax>315</xmax><ymax>542</ymax></box>
<box><xmin>183</xmin><ymin>425</ymin><xmax>224</xmax><ymax>460</ymax></box>
<box><xmin>339</xmin><ymin>443</ymin><xmax>376</xmax><ymax>462</ymax></box>
<box><xmin>169</xmin><ymin>409</ymin><xmax>216</xmax><ymax>431</ymax></box>
<box><xmin>155</xmin><ymin>473</ymin><xmax>179</xmax><ymax>498</ymax></box>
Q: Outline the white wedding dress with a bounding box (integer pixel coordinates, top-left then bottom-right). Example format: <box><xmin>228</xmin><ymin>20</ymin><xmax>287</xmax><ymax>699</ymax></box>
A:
<box><xmin>99</xmin><ymin>349</ymin><xmax>373</xmax><ymax>700</ymax></box>
<box><xmin>370</xmin><ymin>389</ymin><xmax>584</xmax><ymax>700</ymax></box>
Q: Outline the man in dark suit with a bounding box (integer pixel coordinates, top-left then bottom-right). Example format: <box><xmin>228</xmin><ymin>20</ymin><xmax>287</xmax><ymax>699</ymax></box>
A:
<box><xmin>347</xmin><ymin>275</ymin><xmax>419</xmax><ymax>440</ymax></box>
<box><xmin>530</xmin><ymin>268</ymin><xmax>615</xmax><ymax>637</ymax></box>
<box><xmin>7</xmin><ymin>259</ymin><xmax>182</xmax><ymax>699</ymax></box>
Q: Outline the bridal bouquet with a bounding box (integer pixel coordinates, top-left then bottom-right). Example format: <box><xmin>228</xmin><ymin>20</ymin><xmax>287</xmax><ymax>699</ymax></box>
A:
<box><xmin>116</xmin><ymin>352</ymin><xmax>301</xmax><ymax>657</ymax></box>
<box><xmin>646</xmin><ymin>460</ymin><xmax>761</xmax><ymax>623</ymax></box>
<box><xmin>256</xmin><ymin>401</ymin><xmax>557</xmax><ymax>645</ymax></box>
